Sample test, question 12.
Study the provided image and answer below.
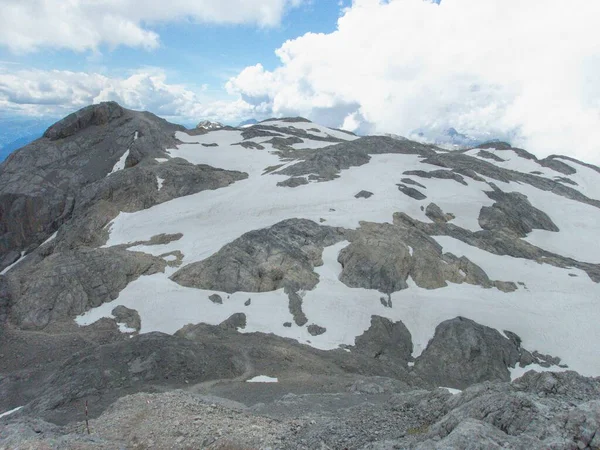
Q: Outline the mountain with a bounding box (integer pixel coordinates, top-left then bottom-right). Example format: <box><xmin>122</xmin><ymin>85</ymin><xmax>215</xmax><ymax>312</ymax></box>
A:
<box><xmin>238</xmin><ymin>118</ymin><xmax>259</xmax><ymax>127</ymax></box>
<box><xmin>413</xmin><ymin>126</ymin><xmax>501</xmax><ymax>149</ymax></box>
<box><xmin>0</xmin><ymin>116</ymin><xmax>57</xmax><ymax>161</ymax></box>
<box><xmin>1</xmin><ymin>103</ymin><xmax>600</xmax><ymax>448</ymax></box>
<box><xmin>196</xmin><ymin>119</ymin><xmax>224</xmax><ymax>131</ymax></box>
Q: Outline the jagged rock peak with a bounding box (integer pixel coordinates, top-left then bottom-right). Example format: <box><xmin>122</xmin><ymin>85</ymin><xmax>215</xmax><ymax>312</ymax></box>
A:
<box><xmin>43</xmin><ymin>101</ymin><xmax>124</xmax><ymax>141</ymax></box>
<box><xmin>196</xmin><ymin>120</ymin><xmax>224</xmax><ymax>130</ymax></box>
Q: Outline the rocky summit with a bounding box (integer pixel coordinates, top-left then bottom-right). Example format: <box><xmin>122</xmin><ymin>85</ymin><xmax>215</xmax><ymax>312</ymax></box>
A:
<box><xmin>1</xmin><ymin>103</ymin><xmax>599</xmax><ymax>449</ymax></box>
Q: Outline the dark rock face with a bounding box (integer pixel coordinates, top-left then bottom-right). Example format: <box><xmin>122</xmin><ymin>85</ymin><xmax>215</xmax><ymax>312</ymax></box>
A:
<box><xmin>275</xmin><ymin>136</ymin><xmax>436</xmax><ymax>182</ymax></box>
<box><xmin>417</xmin><ymin>152</ymin><xmax>600</xmax><ymax>209</ymax></box>
<box><xmin>397</xmin><ymin>184</ymin><xmax>427</xmax><ymax>200</ymax></box>
<box><xmin>171</xmin><ymin>219</ymin><xmax>346</xmax><ymax>293</ymax></box>
<box><xmin>403</xmin><ymin>169</ymin><xmax>468</xmax><ymax>186</ymax></box>
<box><xmin>266</xmin><ymin>136</ymin><xmax>304</xmax><ymax>147</ymax></box>
<box><xmin>400</xmin><ymin>178</ymin><xmax>427</xmax><ymax>189</ymax></box>
<box><xmin>476</xmin><ymin>150</ymin><xmax>506</xmax><ymax>162</ymax></box>
<box><xmin>337</xmin><ymin>222</ymin><xmax>512</xmax><ymax>293</ymax></box>
<box><xmin>413</xmin><ymin>317</ymin><xmax>521</xmax><ymax>388</ymax></box>
<box><xmin>0</xmin><ymin>275</ymin><xmax>10</xmax><ymax>324</ymax></box>
<box><xmin>26</xmin><ymin>332</ymin><xmax>245</xmax><ymax>424</ymax></box>
<box><xmin>277</xmin><ymin>176</ymin><xmax>309</xmax><ymax>188</ymax></box>
<box><xmin>219</xmin><ymin>313</ymin><xmax>247</xmax><ymax>330</ymax></box>
<box><xmin>0</xmin><ymin>102</ymin><xmax>185</xmax><ymax>271</ymax></box>
<box><xmin>111</xmin><ymin>306</ymin><xmax>141</xmax><ymax>332</ymax></box>
<box><xmin>307</xmin><ymin>324</ymin><xmax>326</xmax><ymax>336</ymax></box>
<box><xmin>425</xmin><ymin>203</ymin><xmax>455</xmax><ymax>223</ymax></box>
<box><xmin>355</xmin><ymin>190</ymin><xmax>374</xmax><ymax>199</ymax></box>
<box><xmin>354</xmin><ymin>316</ymin><xmax>413</xmax><ymax>362</ymax></box>
<box><xmin>5</xmin><ymin>248</ymin><xmax>165</xmax><ymax>330</ymax></box>
<box><xmin>393</xmin><ymin>212</ymin><xmax>600</xmax><ymax>283</ymax></box>
<box><xmin>233</xmin><ymin>141</ymin><xmax>265</xmax><ymax>150</ymax></box>
<box><xmin>209</xmin><ymin>294</ymin><xmax>223</xmax><ymax>304</ymax></box>
<box><xmin>288</xmin><ymin>290</ymin><xmax>308</xmax><ymax>326</ymax></box>
<box><xmin>478</xmin><ymin>187</ymin><xmax>559</xmax><ymax>236</ymax></box>
<box><xmin>43</xmin><ymin>102</ymin><xmax>124</xmax><ymax>140</ymax></box>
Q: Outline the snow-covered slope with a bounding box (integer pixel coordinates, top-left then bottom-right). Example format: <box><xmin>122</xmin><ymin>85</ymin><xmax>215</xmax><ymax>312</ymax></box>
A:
<box><xmin>74</xmin><ymin>117</ymin><xmax>600</xmax><ymax>378</ymax></box>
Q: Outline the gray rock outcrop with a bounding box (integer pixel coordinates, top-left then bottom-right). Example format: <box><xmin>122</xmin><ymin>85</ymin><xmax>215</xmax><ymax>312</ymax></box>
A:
<box><xmin>425</xmin><ymin>202</ymin><xmax>455</xmax><ymax>223</ymax></box>
<box><xmin>413</xmin><ymin>317</ymin><xmax>522</xmax><ymax>388</ymax></box>
<box><xmin>337</xmin><ymin>221</ymin><xmax>514</xmax><ymax>293</ymax></box>
<box><xmin>479</xmin><ymin>186</ymin><xmax>559</xmax><ymax>236</ymax></box>
<box><xmin>0</xmin><ymin>102</ymin><xmax>185</xmax><ymax>270</ymax></box>
<box><xmin>171</xmin><ymin>219</ymin><xmax>346</xmax><ymax>293</ymax></box>
<box><xmin>397</xmin><ymin>184</ymin><xmax>427</xmax><ymax>200</ymax></box>
<box><xmin>355</xmin><ymin>190</ymin><xmax>374</xmax><ymax>199</ymax></box>
<box><xmin>354</xmin><ymin>315</ymin><xmax>413</xmax><ymax>362</ymax></box>
<box><xmin>111</xmin><ymin>306</ymin><xmax>141</xmax><ymax>332</ymax></box>
<box><xmin>5</xmin><ymin>248</ymin><xmax>165</xmax><ymax>329</ymax></box>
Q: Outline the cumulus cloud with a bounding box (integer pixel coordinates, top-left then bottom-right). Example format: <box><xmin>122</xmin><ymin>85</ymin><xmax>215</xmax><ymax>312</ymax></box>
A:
<box><xmin>227</xmin><ymin>0</ymin><xmax>600</xmax><ymax>161</ymax></box>
<box><xmin>0</xmin><ymin>68</ymin><xmax>255</xmax><ymax>124</ymax></box>
<box><xmin>0</xmin><ymin>0</ymin><xmax>303</xmax><ymax>53</ymax></box>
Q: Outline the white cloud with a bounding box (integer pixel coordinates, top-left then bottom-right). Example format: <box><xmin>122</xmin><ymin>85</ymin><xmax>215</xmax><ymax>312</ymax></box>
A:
<box><xmin>0</xmin><ymin>68</ymin><xmax>255</xmax><ymax>124</ymax></box>
<box><xmin>227</xmin><ymin>0</ymin><xmax>600</xmax><ymax>162</ymax></box>
<box><xmin>0</xmin><ymin>0</ymin><xmax>303</xmax><ymax>53</ymax></box>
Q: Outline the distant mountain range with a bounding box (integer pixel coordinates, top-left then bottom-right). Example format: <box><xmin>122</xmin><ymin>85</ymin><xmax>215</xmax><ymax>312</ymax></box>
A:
<box><xmin>0</xmin><ymin>117</ymin><xmax>56</xmax><ymax>161</ymax></box>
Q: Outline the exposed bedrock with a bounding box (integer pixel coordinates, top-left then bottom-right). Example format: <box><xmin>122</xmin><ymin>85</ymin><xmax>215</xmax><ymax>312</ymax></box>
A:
<box><xmin>397</xmin><ymin>183</ymin><xmax>427</xmax><ymax>200</ymax></box>
<box><xmin>171</xmin><ymin>219</ymin><xmax>346</xmax><ymax>293</ymax></box>
<box><xmin>478</xmin><ymin>185</ymin><xmax>559</xmax><ymax>236</ymax></box>
<box><xmin>274</xmin><ymin>136</ymin><xmax>437</xmax><ymax>182</ymax></box>
<box><xmin>413</xmin><ymin>317</ymin><xmax>522</xmax><ymax>389</ymax></box>
<box><xmin>393</xmin><ymin>211</ymin><xmax>600</xmax><ymax>283</ymax></box>
<box><xmin>403</xmin><ymin>169</ymin><xmax>468</xmax><ymax>186</ymax></box>
<box><xmin>337</xmin><ymin>221</ymin><xmax>515</xmax><ymax>294</ymax></box>
<box><xmin>353</xmin><ymin>315</ymin><xmax>413</xmax><ymax>362</ymax></box>
<box><xmin>0</xmin><ymin>102</ymin><xmax>184</xmax><ymax>269</ymax></box>
<box><xmin>5</xmin><ymin>248</ymin><xmax>165</xmax><ymax>330</ymax></box>
<box><xmin>425</xmin><ymin>202</ymin><xmax>455</xmax><ymax>223</ymax></box>
<box><xmin>417</xmin><ymin>152</ymin><xmax>600</xmax><ymax>209</ymax></box>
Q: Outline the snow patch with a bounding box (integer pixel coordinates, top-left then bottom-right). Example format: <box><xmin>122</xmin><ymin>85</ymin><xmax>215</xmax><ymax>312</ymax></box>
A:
<box><xmin>110</xmin><ymin>149</ymin><xmax>129</xmax><ymax>174</ymax></box>
<box><xmin>0</xmin><ymin>406</ymin><xmax>23</xmax><ymax>419</ymax></box>
<box><xmin>1</xmin><ymin>251</ymin><xmax>25</xmax><ymax>275</ymax></box>
<box><xmin>510</xmin><ymin>364</ymin><xmax>568</xmax><ymax>381</ymax></box>
<box><xmin>246</xmin><ymin>375</ymin><xmax>278</xmax><ymax>383</ymax></box>
<box><xmin>156</xmin><ymin>176</ymin><xmax>165</xmax><ymax>191</ymax></box>
<box><xmin>155</xmin><ymin>158</ymin><xmax>169</xmax><ymax>163</ymax></box>
<box><xmin>117</xmin><ymin>323</ymin><xmax>137</xmax><ymax>333</ymax></box>
<box><xmin>440</xmin><ymin>387</ymin><xmax>462</xmax><ymax>395</ymax></box>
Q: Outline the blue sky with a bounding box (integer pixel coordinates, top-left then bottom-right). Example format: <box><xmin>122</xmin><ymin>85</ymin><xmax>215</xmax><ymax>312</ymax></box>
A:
<box><xmin>0</xmin><ymin>0</ymin><xmax>598</xmax><ymax>162</ymax></box>
<box><xmin>0</xmin><ymin>1</ymin><xmax>343</xmax><ymax>103</ymax></box>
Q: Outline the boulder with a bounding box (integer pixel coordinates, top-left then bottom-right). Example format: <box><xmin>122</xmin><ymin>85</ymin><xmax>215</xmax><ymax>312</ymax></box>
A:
<box><xmin>413</xmin><ymin>317</ymin><xmax>521</xmax><ymax>388</ymax></box>
<box><xmin>171</xmin><ymin>219</ymin><xmax>345</xmax><ymax>293</ymax></box>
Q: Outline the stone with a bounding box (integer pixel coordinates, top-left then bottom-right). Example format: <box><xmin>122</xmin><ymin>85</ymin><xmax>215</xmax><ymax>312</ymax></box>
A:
<box><xmin>397</xmin><ymin>184</ymin><xmax>427</xmax><ymax>200</ymax></box>
<box><xmin>478</xmin><ymin>186</ymin><xmax>559</xmax><ymax>236</ymax></box>
<box><xmin>403</xmin><ymin>169</ymin><xmax>468</xmax><ymax>186</ymax></box>
<box><xmin>209</xmin><ymin>294</ymin><xmax>223</xmax><ymax>304</ymax></box>
<box><xmin>337</xmin><ymin>221</ymin><xmax>509</xmax><ymax>293</ymax></box>
<box><xmin>171</xmin><ymin>219</ymin><xmax>345</xmax><ymax>293</ymax></box>
<box><xmin>425</xmin><ymin>203</ymin><xmax>455</xmax><ymax>223</ymax></box>
<box><xmin>307</xmin><ymin>324</ymin><xmax>326</xmax><ymax>336</ymax></box>
<box><xmin>277</xmin><ymin>177</ymin><xmax>309</xmax><ymax>188</ymax></box>
<box><xmin>112</xmin><ymin>306</ymin><xmax>141</xmax><ymax>332</ymax></box>
<box><xmin>400</xmin><ymin>178</ymin><xmax>427</xmax><ymax>189</ymax></box>
<box><xmin>6</xmin><ymin>248</ymin><xmax>165</xmax><ymax>330</ymax></box>
<box><xmin>354</xmin><ymin>316</ymin><xmax>413</xmax><ymax>362</ymax></box>
<box><xmin>355</xmin><ymin>190</ymin><xmax>374</xmax><ymax>199</ymax></box>
<box><xmin>219</xmin><ymin>313</ymin><xmax>247</xmax><ymax>330</ymax></box>
<box><xmin>413</xmin><ymin>317</ymin><xmax>521</xmax><ymax>388</ymax></box>
<box><xmin>288</xmin><ymin>290</ymin><xmax>308</xmax><ymax>327</ymax></box>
